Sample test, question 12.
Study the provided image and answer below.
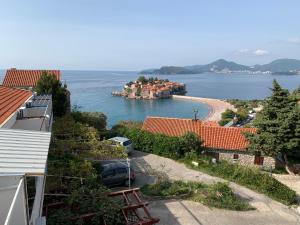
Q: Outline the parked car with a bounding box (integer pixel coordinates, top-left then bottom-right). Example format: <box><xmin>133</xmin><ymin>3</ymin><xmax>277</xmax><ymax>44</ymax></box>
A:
<box><xmin>108</xmin><ymin>137</ymin><xmax>133</xmax><ymax>154</ymax></box>
<box><xmin>101</xmin><ymin>162</ymin><xmax>135</xmax><ymax>187</ymax></box>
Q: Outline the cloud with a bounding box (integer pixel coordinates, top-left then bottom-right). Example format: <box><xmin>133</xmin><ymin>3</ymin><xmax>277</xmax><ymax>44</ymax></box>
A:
<box><xmin>288</xmin><ymin>38</ymin><xmax>300</xmax><ymax>44</ymax></box>
<box><xmin>237</xmin><ymin>49</ymin><xmax>250</xmax><ymax>53</ymax></box>
<box><xmin>234</xmin><ymin>48</ymin><xmax>269</xmax><ymax>56</ymax></box>
<box><xmin>253</xmin><ymin>49</ymin><xmax>269</xmax><ymax>56</ymax></box>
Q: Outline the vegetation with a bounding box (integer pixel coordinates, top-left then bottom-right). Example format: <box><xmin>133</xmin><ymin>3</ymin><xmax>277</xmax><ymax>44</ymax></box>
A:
<box><xmin>141</xmin><ymin>181</ymin><xmax>252</xmax><ymax>211</ymax></box>
<box><xmin>184</xmin><ymin>157</ymin><xmax>297</xmax><ymax>205</ymax></box>
<box><xmin>113</xmin><ymin>123</ymin><xmax>203</xmax><ymax>159</ymax></box>
<box><xmin>72</xmin><ymin>106</ymin><xmax>107</xmax><ymax>131</ymax></box>
<box><xmin>292</xmin><ymin>85</ymin><xmax>300</xmax><ymax>102</ymax></box>
<box><xmin>46</xmin><ymin>179</ymin><xmax>124</xmax><ymax>225</ymax></box>
<box><xmin>35</xmin><ymin>71</ymin><xmax>69</xmax><ymax>117</ymax></box>
<box><xmin>113</xmin><ymin>122</ymin><xmax>297</xmax><ymax>205</ymax></box>
<box><xmin>227</xmin><ymin>99</ymin><xmax>262</xmax><ymax>110</ymax></box>
<box><xmin>136</xmin><ymin>75</ymin><xmax>170</xmax><ymax>84</ymax></box>
<box><xmin>219</xmin><ymin>99</ymin><xmax>263</xmax><ymax>126</ymax></box>
<box><xmin>219</xmin><ymin>108</ymin><xmax>248</xmax><ymax>126</ymax></box>
<box><xmin>245</xmin><ymin>80</ymin><xmax>300</xmax><ymax>172</ymax></box>
<box><xmin>46</xmin><ymin>113</ymin><xmax>126</xmax><ymax>224</ymax></box>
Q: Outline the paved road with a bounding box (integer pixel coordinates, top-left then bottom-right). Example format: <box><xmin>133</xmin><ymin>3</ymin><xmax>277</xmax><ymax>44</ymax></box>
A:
<box><xmin>129</xmin><ymin>150</ymin><xmax>300</xmax><ymax>225</ymax></box>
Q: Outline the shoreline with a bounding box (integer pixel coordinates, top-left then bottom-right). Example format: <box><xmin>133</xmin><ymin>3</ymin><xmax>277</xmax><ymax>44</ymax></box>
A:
<box><xmin>172</xmin><ymin>95</ymin><xmax>236</xmax><ymax>122</ymax></box>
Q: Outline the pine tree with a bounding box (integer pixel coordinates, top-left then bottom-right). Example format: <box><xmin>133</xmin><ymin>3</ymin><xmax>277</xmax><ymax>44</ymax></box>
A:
<box><xmin>35</xmin><ymin>71</ymin><xmax>69</xmax><ymax>117</ymax></box>
<box><xmin>246</xmin><ymin>80</ymin><xmax>299</xmax><ymax>171</ymax></box>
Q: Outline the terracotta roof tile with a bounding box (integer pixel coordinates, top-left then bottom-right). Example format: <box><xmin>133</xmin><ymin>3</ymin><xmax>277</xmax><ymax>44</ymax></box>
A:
<box><xmin>2</xmin><ymin>69</ymin><xmax>60</xmax><ymax>87</ymax></box>
<box><xmin>142</xmin><ymin>117</ymin><xmax>256</xmax><ymax>151</ymax></box>
<box><xmin>0</xmin><ymin>86</ymin><xmax>32</xmax><ymax>125</ymax></box>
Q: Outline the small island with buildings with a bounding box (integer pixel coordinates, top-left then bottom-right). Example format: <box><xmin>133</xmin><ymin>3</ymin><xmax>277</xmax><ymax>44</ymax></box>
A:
<box><xmin>112</xmin><ymin>76</ymin><xmax>186</xmax><ymax>99</ymax></box>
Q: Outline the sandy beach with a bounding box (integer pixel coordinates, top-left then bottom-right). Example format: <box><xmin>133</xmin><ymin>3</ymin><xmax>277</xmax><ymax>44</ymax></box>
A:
<box><xmin>172</xmin><ymin>95</ymin><xmax>236</xmax><ymax>122</ymax></box>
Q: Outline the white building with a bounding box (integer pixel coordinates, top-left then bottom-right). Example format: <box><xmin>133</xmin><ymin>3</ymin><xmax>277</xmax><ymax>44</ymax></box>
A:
<box><xmin>0</xmin><ymin>129</ymin><xmax>51</xmax><ymax>225</ymax></box>
<box><xmin>0</xmin><ymin>86</ymin><xmax>53</xmax><ymax>225</ymax></box>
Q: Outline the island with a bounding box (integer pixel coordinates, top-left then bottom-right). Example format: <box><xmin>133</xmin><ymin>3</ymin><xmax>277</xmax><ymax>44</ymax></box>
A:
<box><xmin>112</xmin><ymin>76</ymin><xmax>186</xmax><ymax>99</ymax></box>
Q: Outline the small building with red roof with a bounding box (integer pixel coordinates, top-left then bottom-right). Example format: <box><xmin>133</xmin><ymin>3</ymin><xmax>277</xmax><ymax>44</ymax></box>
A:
<box><xmin>0</xmin><ymin>86</ymin><xmax>53</xmax><ymax>131</ymax></box>
<box><xmin>142</xmin><ymin>116</ymin><xmax>276</xmax><ymax>168</ymax></box>
<box><xmin>2</xmin><ymin>68</ymin><xmax>60</xmax><ymax>88</ymax></box>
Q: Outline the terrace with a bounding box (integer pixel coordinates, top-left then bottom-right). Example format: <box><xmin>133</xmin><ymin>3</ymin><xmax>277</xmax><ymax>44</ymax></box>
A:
<box><xmin>12</xmin><ymin>95</ymin><xmax>53</xmax><ymax>132</ymax></box>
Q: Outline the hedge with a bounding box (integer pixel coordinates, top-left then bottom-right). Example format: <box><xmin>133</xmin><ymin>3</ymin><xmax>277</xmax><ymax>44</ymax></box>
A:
<box><xmin>116</xmin><ymin>127</ymin><xmax>203</xmax><ymax>159</ymax></box>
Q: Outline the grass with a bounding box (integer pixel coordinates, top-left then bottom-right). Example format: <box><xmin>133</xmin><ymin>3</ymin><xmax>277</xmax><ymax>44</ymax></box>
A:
<box><xmin>141</xmin><ymin>181</ymin><xmax>253</xmax><ymax>211</ymax></box>
<box><xmin>182</xmin><ymin>157</ymin><xmax>297</xmax><ymax>205</ymax></box>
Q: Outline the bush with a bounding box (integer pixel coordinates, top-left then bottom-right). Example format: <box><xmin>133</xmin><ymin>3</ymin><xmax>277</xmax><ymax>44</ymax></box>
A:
<box><xmin>114</xmin><ymin>126</ymin><xmax>203</xmax><ymax>159</ymax></box>
<box><xmin>200</xmin><ymin>182</ymin><xmax>252</xmax><ymax>211</ymax></box>
<box><xmin>141</xmin><ymin>181</ymin><xmax>191</xmax><ymax>197</ymax></box>
<box><xmin>141</xmin><ymin>181</ymin><xmax>251</xmax><ymax>211</ymax></box>
<box><xmin>72</xmin><ymin>109</ymin><xmax>107</xmax><ymax>131</ymax></box>
<box><xmin>185</xmin><ymin>159</ymin><xmax>297</xmax><ymax>205</ymax></box>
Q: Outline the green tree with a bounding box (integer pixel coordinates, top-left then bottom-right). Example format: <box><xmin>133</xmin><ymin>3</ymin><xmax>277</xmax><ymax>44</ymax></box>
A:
<box><xmin>221</xmin><ymin>109</ymin><xmax>235</xmax><ymax>120</ymax></box>
<box><xmin>35</xmin><ymin>71</ymin><xmax>69</xmax><ymax>117</ymax></box>
<box><xmin>292</xmin><ymin>85</ymin><xmax>300</xmax><ymax>102</ymax></box>
<box><xmin>219</xmin><ymin>109</ymin><xmax>235</xmax><ymax>126</ymax></box>
<box><xmin>72</xmin><ymin>107</ymin><xmax>107</xmax><ymax>131</ymax></box>
<box><xmin>180</xmin><ymin>132</ymin><xmax>203</xmax><ymax>156</ymax></box>
<box><xmin>245</xmin><ymin>80</ymin><xmax>299</xmax><ymax>172</ymax></box>
<box><xmin>137</xmin><ymin>76</ymin><xmax>148</xmax><ymax>84</ymax></box>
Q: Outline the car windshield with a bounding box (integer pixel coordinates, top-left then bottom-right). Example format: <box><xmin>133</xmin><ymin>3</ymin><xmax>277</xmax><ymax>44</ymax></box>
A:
<box><xmin>123</xmin><ymin>140</ymin><xmax>132</xmax><ymax>146</ymax></box>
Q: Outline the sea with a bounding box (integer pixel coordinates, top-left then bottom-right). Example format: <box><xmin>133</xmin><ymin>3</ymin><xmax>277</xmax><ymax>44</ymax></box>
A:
<box><xmin>1</xmin><ymin>70</ymin><xmax>300</xmax><ymax>127</ymax></box>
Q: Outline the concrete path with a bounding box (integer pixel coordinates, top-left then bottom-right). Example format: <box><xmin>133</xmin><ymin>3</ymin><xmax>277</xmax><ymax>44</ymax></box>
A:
<box><xmin>273</xmin><ymin>174</ymin><xmax>300</xmax><ymax>196</ymax></box>
<box><xmin>130</xmin><ymin>150</ymin><xmax>300</xmax><ymax>225</ymax></box>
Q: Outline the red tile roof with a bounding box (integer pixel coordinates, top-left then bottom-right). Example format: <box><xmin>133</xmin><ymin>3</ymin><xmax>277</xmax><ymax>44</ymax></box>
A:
<box><xmin>0</xmin><ymin>86</ymin><xmax>32</xmax><ymax>125</ymax></box>
<box><xmin>2</xmin><ymin>69</ymin><xmax>60</xmax><ymax>87</ymax></box>
<box><xmin>142</xmin><ymin>117</ymin><xmax>256</xmax><ymax>151</ymax></box>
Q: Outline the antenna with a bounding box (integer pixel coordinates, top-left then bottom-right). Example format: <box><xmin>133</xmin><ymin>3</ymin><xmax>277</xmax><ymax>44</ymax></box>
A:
<box><xmin>193</xmin><ymin>108</ymin><xmax>199</xmax><ymax>121</ymax></box>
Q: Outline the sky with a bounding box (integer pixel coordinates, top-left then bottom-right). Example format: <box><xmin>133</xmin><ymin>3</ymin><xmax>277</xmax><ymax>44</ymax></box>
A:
<box><xmin>0</xmin><ymin>0</ymin><xmax>300</xmax><ymax>70</ymax></box>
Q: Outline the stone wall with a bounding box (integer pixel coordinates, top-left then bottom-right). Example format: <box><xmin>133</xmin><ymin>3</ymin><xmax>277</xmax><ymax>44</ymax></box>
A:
<box><xmin>217</xmin><ymin>151</ymin><xmax>276</xmax><ymax>168</ymax></box>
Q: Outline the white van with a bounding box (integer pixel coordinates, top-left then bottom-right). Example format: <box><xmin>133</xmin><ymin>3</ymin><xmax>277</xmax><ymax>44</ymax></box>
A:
<box><xmin>108</xmin><ymin>137</ymin><xmax>133</xmax><ymax>154</ymax></box>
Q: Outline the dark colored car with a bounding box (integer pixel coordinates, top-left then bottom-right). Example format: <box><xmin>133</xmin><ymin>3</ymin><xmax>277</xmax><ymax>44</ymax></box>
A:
<box><xmin>101</xmin><ymin>162</ymin><xmax>135</xmax><ymax>187</ymax></box>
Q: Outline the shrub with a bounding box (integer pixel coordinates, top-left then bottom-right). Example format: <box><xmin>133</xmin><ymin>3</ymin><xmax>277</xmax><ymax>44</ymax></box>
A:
<box><xmin>114</xmin><ymin>126</ymin><xmax>203</xmax><ymax>159</ymax></box>
<box><xmin>141</xmin><ymin>181</ymin><xmax>191</xmax><ymax>197</ymax></box>
<box><xmin>200</xmin><ymin>182</ymin><xmax>252</xmax><ymax>211</ymax></box>
<box><xmin>186</xmin><ymin>159</ymin><xmax>297</xmax><ymax>205</ymax></box>
<box><xmin>72</xmin><ymin>109</ymin><xmax>107</xmax><ymax>131</ymax></box>
<box><xmin>141</xmin><ymin>181</ymin><xmax>251</xmax><ymax>211</ymax></box>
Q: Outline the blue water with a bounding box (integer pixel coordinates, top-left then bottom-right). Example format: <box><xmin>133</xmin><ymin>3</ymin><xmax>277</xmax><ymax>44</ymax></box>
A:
<box><xmin>1</xmin><ymin>70</ymin><xmax>300</xmax><ymax>127</ymax></box>
<box><xmin>60</xmin><ymin>71</ymin><xmax>209</xmax><ymax>127</ymax></box>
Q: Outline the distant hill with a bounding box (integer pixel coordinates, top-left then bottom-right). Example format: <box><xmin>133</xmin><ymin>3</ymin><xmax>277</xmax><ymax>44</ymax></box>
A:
<box><xmin>193</xmin><ymin>59</ymin><xmax>249</xmax><ymax>72</ymax></box>
<box><xmin>140</xmin><ymin>58</ymin><xmax>300</xmax><ymax>75</ymax></box>
<box><xmin>252</xmin><ymin>58</ymin><xmax>300</xmax><ymax>72</ymax></box>
<box><xmin>140</xmin><ymin>66</ymin><xmax>196</xmax><ymax>75</ymax></box>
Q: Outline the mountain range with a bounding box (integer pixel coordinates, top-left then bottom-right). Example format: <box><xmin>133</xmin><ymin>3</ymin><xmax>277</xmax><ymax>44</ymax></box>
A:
<box><xmin>140</xmin><ymin>58</ymin><xmax>300</xmax><ymax>75</ymax></box>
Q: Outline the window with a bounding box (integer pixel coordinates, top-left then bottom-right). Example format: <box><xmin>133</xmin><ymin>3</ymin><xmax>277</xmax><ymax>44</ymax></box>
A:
<box><xmin>103</xmin><ymin>169</ymin><xmax>115</xmax><ymax>178</ymax></box>
<box><xmin>254</xmin><ymin>155</ymin><xmax>264</xmax><ymax>165</ymax></box>
<box><xmin>123</xmin><ymin>140</ymin><xmax>132</xmax><ymax>146</ymax></box>
<box><xmin>233</xmin><ymin>154</ymin><xmax>239</xmax><ymax>160</ymax></box>
<box><xmin>116</xmin><ymin>167</ymin><xmax>127</xmax><ymax>174</ymax></box>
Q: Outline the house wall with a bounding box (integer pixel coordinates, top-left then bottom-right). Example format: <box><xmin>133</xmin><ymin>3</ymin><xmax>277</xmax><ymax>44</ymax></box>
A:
<box><xmin>213</xmin><ymin>151</ymin><xmax>276</xmax><ymax>168</ymax></box>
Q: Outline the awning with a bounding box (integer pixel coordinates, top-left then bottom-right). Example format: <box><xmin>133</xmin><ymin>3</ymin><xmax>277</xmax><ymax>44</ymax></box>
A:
<box><xmin>0</xmin><ymin>128</ymin><xmax>51</xmax><ymax>175</ymax></box>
